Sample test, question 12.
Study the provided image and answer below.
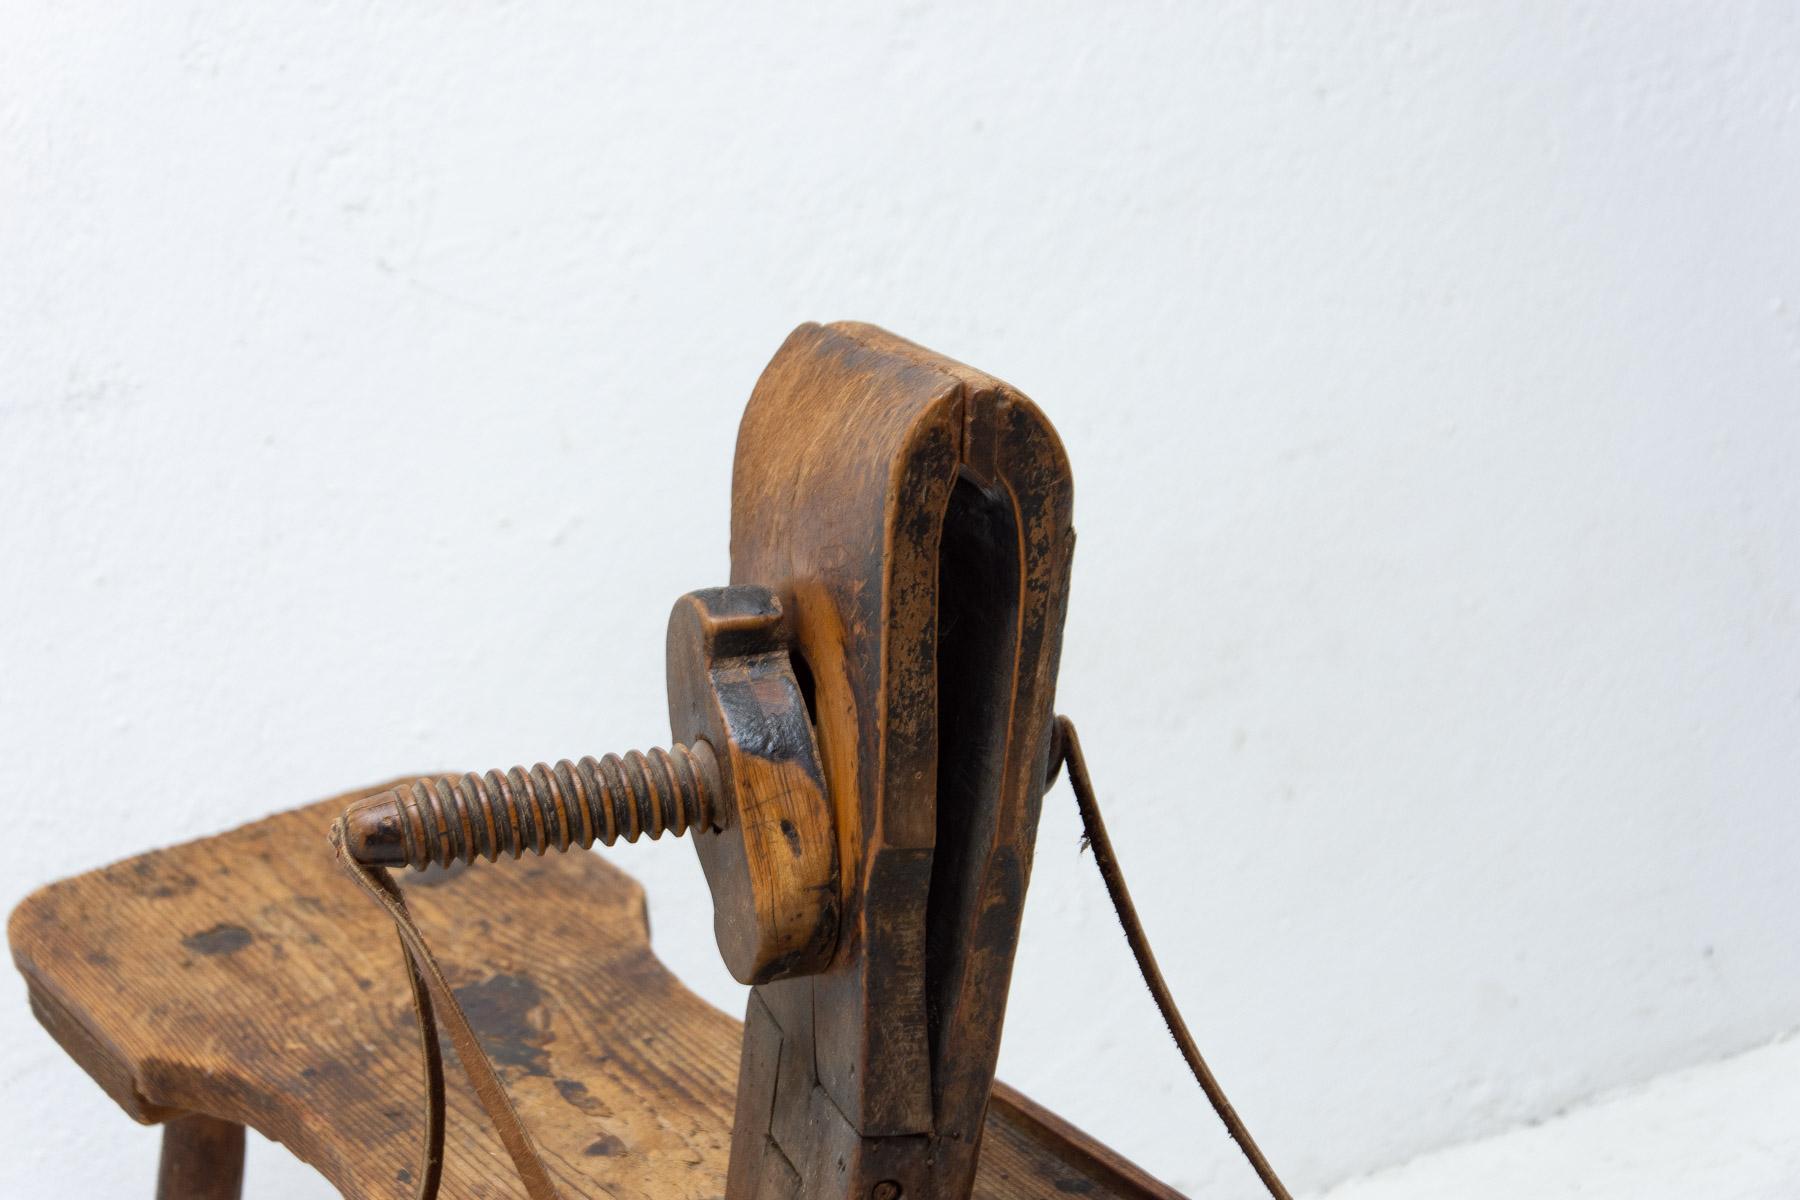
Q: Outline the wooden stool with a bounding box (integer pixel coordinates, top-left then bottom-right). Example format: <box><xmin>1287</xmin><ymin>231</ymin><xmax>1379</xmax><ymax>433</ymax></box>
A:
<box><xmin>10</xmin><ymin>324</ymin><xmax>1189</xmax><ymax>1200</ymax></box>
<box><xmin>10</xmin><ymin>790</ymin><xmax>1177</xmax><ymax>1199</ymax></box>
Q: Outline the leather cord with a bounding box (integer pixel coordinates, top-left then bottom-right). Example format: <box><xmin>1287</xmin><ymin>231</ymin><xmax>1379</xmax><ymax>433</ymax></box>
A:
<box><xmin>332</xmin><ymin>719</ymin><xmax>1287</xmax><ymax>1200</ymax></box>
<box><xmin>1053</xmin><ymin>715</ymin><xmax>1292</xmax><ymax>1200</ymax></box>
<box><xmin>331</xmin><ymin>820</ymin><xmax>564</xmax><ymax>1200</ymax></box>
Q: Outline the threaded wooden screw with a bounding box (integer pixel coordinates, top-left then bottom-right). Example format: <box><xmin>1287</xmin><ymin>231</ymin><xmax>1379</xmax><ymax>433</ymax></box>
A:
<box><xmin>341</xmin><ymin>742</ymin><xmax>723</xmax><ymax>870</ymax></box>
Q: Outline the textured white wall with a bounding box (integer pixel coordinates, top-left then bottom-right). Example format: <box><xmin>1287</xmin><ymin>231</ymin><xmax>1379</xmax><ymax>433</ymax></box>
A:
<box><xmin>3</xmin><ymin>4</ymin><xmax>1797</xmax><ymax>1197</ymax></box>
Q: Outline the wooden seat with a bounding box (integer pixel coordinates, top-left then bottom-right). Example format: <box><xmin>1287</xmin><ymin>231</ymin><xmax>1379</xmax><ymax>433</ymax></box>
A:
<box><xmin>9</xmin><ymin>781</ymin><xmax>1180</xmax><ymax>1200</ymax></box>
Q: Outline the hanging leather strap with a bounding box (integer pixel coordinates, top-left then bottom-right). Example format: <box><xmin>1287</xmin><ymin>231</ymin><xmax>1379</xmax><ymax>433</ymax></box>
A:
<box><xmin>330</xmin><ymin>820</ymin><xmax>564</xmax><ymax>1200</ymax></box>
<box><xmin>333</xmin><ymin>720</ymin><xmax>1288</xmax><ymax>1200</ymax></box>
<box><xmin>1053</xmin><ymin>716</ymin><xmax>1292</xmax><ymax>1200</ymax></box>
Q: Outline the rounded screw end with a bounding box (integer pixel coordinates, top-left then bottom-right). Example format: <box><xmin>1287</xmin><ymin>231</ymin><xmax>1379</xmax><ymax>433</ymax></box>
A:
<box><xmin>342</xmin><ymin>788</ymin><xmax>413</xmax><ymax>866</ymax></box>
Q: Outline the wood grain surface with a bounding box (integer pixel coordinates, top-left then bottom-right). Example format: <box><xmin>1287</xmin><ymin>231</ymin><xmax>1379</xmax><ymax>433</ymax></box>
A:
<box><xmin>723</xmin><ymin>322</ymin><xmax>1077</xmax><ymax>1200</ymax></box>
<box><xmin>10</xmin><ymin>787</ymin><xmax>1184</xmax><ymax>1200</ymax></box>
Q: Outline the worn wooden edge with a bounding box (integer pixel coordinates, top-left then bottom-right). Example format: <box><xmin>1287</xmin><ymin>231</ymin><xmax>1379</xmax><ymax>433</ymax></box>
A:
<box><xmin>17</xmin><ymin>972</ymin><xmax>177</xmax><ymax>1124</ymax></box>
<box><xmin>5</xmin><ymin>777</ymin><xmax>431</xmax><ymax>1129</ymax></box>
<box><xmin>991</xmin><ymin>1082</ymin><xmax>1188</xmax><ymax>1200</ymax></box>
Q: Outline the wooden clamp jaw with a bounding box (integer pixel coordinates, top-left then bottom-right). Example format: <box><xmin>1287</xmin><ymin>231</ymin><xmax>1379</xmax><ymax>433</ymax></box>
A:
<box><xmin>704</xmin><ymin>322</ymin><xmax>1075</xmax><ymax>1200</ymax></box>
<box><xmin>666</xmin><ymin>586</ymin><xmax>840</xmax><ymax>985</ymax></box>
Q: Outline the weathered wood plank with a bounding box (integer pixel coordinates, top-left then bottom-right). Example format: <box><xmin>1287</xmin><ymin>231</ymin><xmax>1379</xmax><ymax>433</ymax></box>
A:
<box><xmin>10</xmin><ymin>789</ymin><xmax>1183</xmax><ymax>1200</ymax></box>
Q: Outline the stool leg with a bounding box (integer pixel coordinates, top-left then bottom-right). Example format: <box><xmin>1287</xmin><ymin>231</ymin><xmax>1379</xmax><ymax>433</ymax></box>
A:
<box><xmin>155</xmin><ymin>1113</ymin><xmax>245</xmax><ymax>1200</ymax></box>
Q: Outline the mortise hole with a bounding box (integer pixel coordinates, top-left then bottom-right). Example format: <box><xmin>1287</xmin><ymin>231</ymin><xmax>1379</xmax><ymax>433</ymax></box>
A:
<box><xmin>923</xmin><ymin>472</ymin><xmax>1021</xmax><ymax>1115</ymax></box>
<box><xmin>789</xmin><ymin>647</ymin><xmax>819</xmax><ymax>725</ymax></box>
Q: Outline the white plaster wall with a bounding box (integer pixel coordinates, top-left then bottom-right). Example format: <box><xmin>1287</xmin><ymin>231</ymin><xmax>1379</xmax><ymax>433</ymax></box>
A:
<box><xmin>3</xmin><ymin>4</ymin><xmax>1797</xmax><ymax>1197</ymax></box>
<box><xmin>1317</xmin><ymin>1034</ymin><xmax>1800</xmax><ymax>1200</ymax></box>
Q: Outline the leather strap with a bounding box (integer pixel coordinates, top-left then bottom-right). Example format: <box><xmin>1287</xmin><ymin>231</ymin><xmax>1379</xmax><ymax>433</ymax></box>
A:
<box><xmin>1054</xmin><ymin>716</ymin><xmax>1292</xmax><ymax>1200</ymax></box>
<box><xmin>331</xmin><ymin>820</ymin><xmax>564</xmax><ymax>1200</ymax></box>
<box><xmin>333</xmin><ymin>721</ymin><xmax>1288</xmax><ymax>1200</ymax></box>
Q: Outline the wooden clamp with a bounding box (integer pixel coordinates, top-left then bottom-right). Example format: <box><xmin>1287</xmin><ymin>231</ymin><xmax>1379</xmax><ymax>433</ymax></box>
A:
<box><xmin>718</xmin><ymin>322</ymin><xmax>1074</xmax><ymax>1200</ymax></box>
<box><xmin>10</xmin><ymin>319</ymin><xmax>1254</xmax><ymax>1200</ymax></box>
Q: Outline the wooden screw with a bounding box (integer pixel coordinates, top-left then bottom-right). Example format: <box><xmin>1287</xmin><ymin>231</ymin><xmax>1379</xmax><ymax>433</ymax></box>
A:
<box><xmin>340</xmin><ymin>742</ymin><xmax>724</xmax><ymax>870</ymax></box>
